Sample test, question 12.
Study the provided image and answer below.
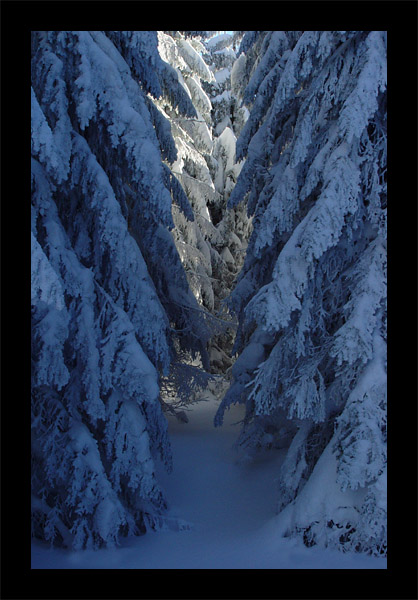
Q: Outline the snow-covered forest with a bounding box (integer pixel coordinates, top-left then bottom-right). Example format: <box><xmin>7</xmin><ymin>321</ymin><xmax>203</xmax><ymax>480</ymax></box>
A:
<box><xmin>31</xmin><ymin>29</ymin><xmax>387</xmax><ymax>569</ymax></box>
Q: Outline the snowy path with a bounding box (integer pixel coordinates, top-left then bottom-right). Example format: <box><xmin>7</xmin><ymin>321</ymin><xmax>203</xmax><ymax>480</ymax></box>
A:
<box><xmin>31</xmin><ymin>395</ymin><xmax>386</xmax><ymax>569</ymax></box>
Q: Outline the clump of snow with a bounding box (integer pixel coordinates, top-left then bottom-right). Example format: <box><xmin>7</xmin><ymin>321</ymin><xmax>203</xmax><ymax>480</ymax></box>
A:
<box><xmin>214</xmin><ymin>68</ymin><xmax>231</xmax><ymax>85</ymax></box>
<box><xmin>206</xmin><ymin>33</ymin><xmax>233</xmax><ymax>52</ymax></box>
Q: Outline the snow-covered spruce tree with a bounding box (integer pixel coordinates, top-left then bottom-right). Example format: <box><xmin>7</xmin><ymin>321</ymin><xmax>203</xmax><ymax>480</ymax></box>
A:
<box><xmin>31</xmin><ymin>30</ymin><xmax>210</xmax><ymax>549</ymax></box>
<box><xmin>155</xmin><ymin>31</ymin><xmax>219</xmax><ymax>317</ymax></box>
<box><xmin>155</xmin><ymin>31</ymin><xmax>250</xmax><ymax>376</ymax></box>
<box><xmin>215</xmin><ymin>31</ymin><xmax>387</xmax><ymax>556</ymax></box>
<box><xmin>199</xmin><ymin>32</ymin><xmax>252</xmax><ymax>373</ymax></box>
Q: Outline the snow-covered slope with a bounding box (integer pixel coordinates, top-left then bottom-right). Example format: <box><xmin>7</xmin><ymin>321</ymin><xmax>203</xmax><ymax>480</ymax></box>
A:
<box><xmin>31</xmin><ymin>391</ymin><xmax>386</xmax><ymax>569</ymax></box>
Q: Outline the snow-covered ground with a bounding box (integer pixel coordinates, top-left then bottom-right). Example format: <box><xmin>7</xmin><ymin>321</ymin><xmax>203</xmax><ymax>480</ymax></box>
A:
<box><xmin>31</xmin><ymin>389</ymin><xmax>387</xmax><ymax>569</ymax></box>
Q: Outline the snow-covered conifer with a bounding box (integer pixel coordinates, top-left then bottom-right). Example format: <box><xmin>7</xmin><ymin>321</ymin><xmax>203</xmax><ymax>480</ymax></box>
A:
<box><xmin>154</xmin><ymin>31</ymin><xmax>247</xmax><ymax>377</ymax></box>
<box><xmin>31</xmin><ymin>30</ymin><xmax>211</xmax><ymax>549</ymax></box>
<box><xmin>216</xmin><ymin>31</ymin><xmax>387</xmax><ymax>557</ymax></box>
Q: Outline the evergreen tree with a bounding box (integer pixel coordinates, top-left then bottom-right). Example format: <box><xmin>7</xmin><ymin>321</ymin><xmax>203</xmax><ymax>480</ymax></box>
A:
<box><xmin>215</xmin><ymin>31</ymin><xmax>387</xmax><ymax>557</ymax></box>
<box><xmin>156</xmin><ymin>32</ymin><xmax>250</xmax><ymax>376</ymax></box>
<box><xmin>200</xmin><ymin>32</ymin><xmax>252</xmax><ymax>373</ymax></box>
<box><xmin>31</xmin><ymin>30</ymin><xmax>206</xmax><ymax>549</ymax></box>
